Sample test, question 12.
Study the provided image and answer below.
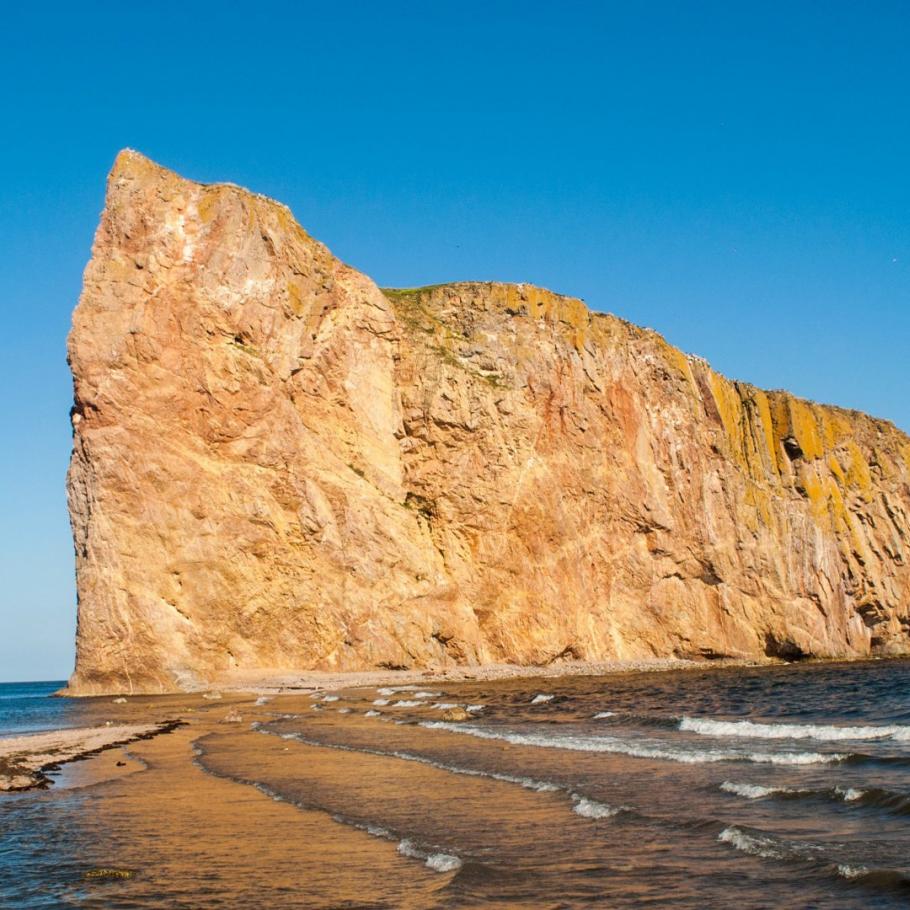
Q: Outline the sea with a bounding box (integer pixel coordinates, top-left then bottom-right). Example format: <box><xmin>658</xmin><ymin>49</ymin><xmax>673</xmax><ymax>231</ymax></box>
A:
<box><xmin>0</xmin><ymin>680</ymin><xmax>77</xmax><ymax>737</ymax></box>
<box><xmin>3</xmin><ymin>660</ymin><xmax>910</xmax><ymax>908</ymax></box>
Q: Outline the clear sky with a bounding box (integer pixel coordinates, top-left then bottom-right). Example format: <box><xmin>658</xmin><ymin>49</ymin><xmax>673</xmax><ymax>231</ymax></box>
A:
<box><xmin>1</xmin><ymin>2</ymin><xmax>907</xmax><ymax>681</ymax></box>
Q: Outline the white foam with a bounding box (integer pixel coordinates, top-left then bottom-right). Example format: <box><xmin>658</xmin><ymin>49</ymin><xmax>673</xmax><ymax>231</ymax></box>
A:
<box><xmin>373</xmin><ymin>699</ymin><xmax>390</xmax><ymax>706</ymax></box>
<box><xmin>254</xmin><ymin>696</ymin><xmax>271</xmax><ymax>706</ymax></box>
<box><xmin>837</xmin><ymin>863</ymin><xmax>869</xmax><ymax>880</ymax></box>
<box><xmin>394</xmin><ymin>700</ymin><xmax>423</xmax><ymax>708</ymax></box>
<box><xmin>420</xmin><ymin>722</ymin><xmax>845</xmax><ymax>765</ymax></box>
<box><xmin>467</xmin><ymin>705</ymin><xmax>485</xmax><ymax>713</ymax></box>
<box><xmin>433</xmin><ymin>703</ymin><xmax>459</xmax><ymax>710</ymax></box>
<box><xmin>377</xmin><ymin>688</ymin><xmax>396</xmax><ymax>696</ymax></box>
<box><xmin>322</xmin><ymin>695</ymin><xmax>340</xmax><ymax>703</ymax></box>
<box><xmin>531</xmin><ymin>694</ymin><xmax>555</xmax><ymax>705</ymax></box>
<box><xmin>718</xmin><ymin>826</ymin><xmax>785</xmax><ymax>860</ymax></box>
<box><xmin>338</xmin><ymin>707</ymin><xmax>351</xmax><ymax>714</ymax></box>
<box><xmin>385</xmin><ymin>748</ymin><xmax>558</xmax><ymax>792</ymax></box>
<box><xmin>397</xmin><ymin>839</ymin><xmax>462</xmax><ymax>873</ymax></box>
<box><xmin>835</xmin><ymin>785</ymin><xmax>865</xmax><ymax>802</ymax></box>
<box><xmin>593</xmin><ymin>711</ymin><xmax>615</xmax><ymax>719</ymax></box>
<box><xmin>365</xmin><ymin>710</ymin><xmax>381</xmax><ymax>718</ymax></box>
<box><xmin>680</xmin><ymin>716</ymin><xmax>910</xmax><ymax>742</ymax></box>
<box><xmin>412</xmin><ymin>691</ymin><xmax>442</xmax><ymax>699</ymax></box>
<box><xmin>425</xmin><ymin>853</ymin><xmax>462</xmax><ymax>873</ymax></box>
<box><xmin>397</xmin><ymin>838</ymin><xmax>422</xmax><ymax>859</ymax></box>
<box><xmin>720</xmin><ymin>781</ymin><xmax>781</xmax><ymax>799</ymax></box>
<box><xmin>571</xmin><ymin>795</ymin><xmax>621</xmax><ymax>819</ymax></box>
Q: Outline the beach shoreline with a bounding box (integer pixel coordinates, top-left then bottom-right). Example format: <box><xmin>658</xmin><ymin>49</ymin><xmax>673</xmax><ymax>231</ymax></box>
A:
<box><xmin>63</xmin><ymin>654</ymin><xmax>780</xmax><ymax>698</ymax></box>
<box><xmin>0</xmin><ymin>721</ymin><xmax>183</xmax><ymax>792</ymax></box>
<box><xmin>9</xmin><ymin>653</ymin><xmax>902</xmax><ymax>794</ymax></box>
<box><xmin>60</xmin><ymin>650</ymin><xmax>910</xmax><ymax>699</ymax></box>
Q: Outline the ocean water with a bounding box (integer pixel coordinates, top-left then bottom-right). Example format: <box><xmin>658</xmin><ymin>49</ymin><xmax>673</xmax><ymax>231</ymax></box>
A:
<box><xmin>0</xmin><ymin>680</ymin><xmax>77</xmax><ymax>736</ymax></box>
<box><xmin>3</xmin><ymin>660</ymin><xmax>910</xmax><ymax>907</ymax></box>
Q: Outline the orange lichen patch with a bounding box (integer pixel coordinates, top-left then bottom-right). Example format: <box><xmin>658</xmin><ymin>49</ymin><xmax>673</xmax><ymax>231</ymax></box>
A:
<box><xmin>556</xmin><ymin>295</ymin><xmax>591</xmax><ymax>332</ymax></box>
<box><xmin>656</xmin><ymin>339</ymin><xmax>692</xmax><ymax>381</ymax></box>
<box><xmin>286</xmin><ymin>280</ymin><xmax>306</xmax><ymax>317</ymax></box>
<box><xmin>744</xmin><ymin>482</ymin><xmax>775</xmax><ymax>531</ymax></box>
<box><xmin>845</xmin><ymin>441</ymin><xmax>874</xmax><ymax>501</ymax></box>
<box><xmin>708</xmin><ymin>374</ymin><xmax>740</xmax><ymax>447</ymax></box>
<box><xmin>797</xmin><ymin>463</ymin><xmax>829</xmax><ymax>522</ymax></box>
<box><xmin>827</xmin><ymin>454</ymin><xmax>846</xmax><ymax>486</ymax></box>
<box><xmin>196</xmin><ymin>188</ymin><xmax>222</xmax><ymax>225</ymax></box>
<box><xmin>823</xmin><ymin>410</ymin><xmax>855</xmax><ymax>449</ymax></box>
<box><xmin>572</xmin><ymin>328</ymin><xmax>587</xmax><ymax>354</ymax></box>
<box><xmin>753</xmin><ymin>391</ymin><xmax>779</xmax><ymax>476</ymax></box>
<box><xmin>274</xmin><ymin>206</ymin><xmax>315</xmax><ymax>247</ymax></box>
<box><xmin>790</xmin><ymin>399</ymin><xmax>825</xmax><ymax>461</ymax></box>
<box><xmin>769</xmin><ymin>394</ymin><xmax>826</xmax><ymax>464</ymax></box>
<box><xmin>705</xmin><ymin>377</ymin><xmax>784</xmax><ymax>482</ymax></box>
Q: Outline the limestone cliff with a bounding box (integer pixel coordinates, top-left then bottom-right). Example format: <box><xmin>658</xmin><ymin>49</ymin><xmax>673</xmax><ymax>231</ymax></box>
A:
<box><xmin>66</xmin><ymin>151</ymin><xmax>910</xmax><ymax>694</ymax></box>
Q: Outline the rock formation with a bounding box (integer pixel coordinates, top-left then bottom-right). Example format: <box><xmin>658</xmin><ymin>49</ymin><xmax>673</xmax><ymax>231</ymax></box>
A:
<box><xmin>66</xmin><ymin>151</ymin><xmax>910</xmax><ymax>694</ymax></box>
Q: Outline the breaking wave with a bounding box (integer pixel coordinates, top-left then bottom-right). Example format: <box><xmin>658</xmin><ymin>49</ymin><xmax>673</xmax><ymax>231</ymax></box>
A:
<box><xmin>718</xmin><ymin>825</ymin><xmax>910</xmax><ymax>892</ymax></box>
<box><xmin>721</xmin><ymin>780</ymin><xmax>864</xmax><ymax>802</ymax></box>
<box><xmin>420</xmin><ymin>722</ymin><xmax>847</xmax><ymax>765</ymax></box>
<box><xmin>397</xmin><ymin>839</ymin><xmax>462</xmax><ymax>873</ymax></box>
<box><xmin>680</xmin><ymin>716</ymin><xmax>910</xmax><ymax>742</ymax></box>
<box><xmin>720</xmin><ymin>780</ymin><xmax>910</xmax><ymax>816</ymax></box>
<box><xmin>570</xmin><ymin>795</ymin><xmax>622</xmax><ymax>819</ymax></box>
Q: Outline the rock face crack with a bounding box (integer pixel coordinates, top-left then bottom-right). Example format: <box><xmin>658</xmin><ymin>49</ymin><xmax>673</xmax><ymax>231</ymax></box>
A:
<box><xmin>66</xmin><ymin>151</ymin><xmax>910</xmax><ymax>694</ymax></box>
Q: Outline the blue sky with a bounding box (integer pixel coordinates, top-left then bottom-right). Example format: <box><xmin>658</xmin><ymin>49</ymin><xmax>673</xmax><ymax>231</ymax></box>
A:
<box><xmin>1</xmin><ymin>2</ymin><xmax>907</xmax><ymax>681</ymax></box>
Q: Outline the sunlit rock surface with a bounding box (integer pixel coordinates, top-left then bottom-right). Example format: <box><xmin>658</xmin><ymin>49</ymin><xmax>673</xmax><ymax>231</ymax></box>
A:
<box><xmin>66</xmin><ymin>151</ymin><xmax>910</xmax><ymax>693</ymax></box>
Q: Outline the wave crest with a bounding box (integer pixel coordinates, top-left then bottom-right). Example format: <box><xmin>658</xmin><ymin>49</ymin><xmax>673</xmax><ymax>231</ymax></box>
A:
<box><xmin>681</xmin><ymin>716</ymin><xmax>910</xmax><ymax>742</ymax></box>
<box><xmin>421</xmin><ymin>722</ymin><xmax>846</xmax><ymax>766</ymax></box>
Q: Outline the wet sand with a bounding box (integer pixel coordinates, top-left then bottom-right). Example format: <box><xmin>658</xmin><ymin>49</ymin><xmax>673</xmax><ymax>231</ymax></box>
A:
<box><xmin>0</xmin><ymin>723</ymin><xmax>174</xmax><ymax>791</ymax></box>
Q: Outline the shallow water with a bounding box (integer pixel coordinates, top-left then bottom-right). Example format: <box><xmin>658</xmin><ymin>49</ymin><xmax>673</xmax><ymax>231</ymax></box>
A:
<box><xmin>3</xmin><ymin>660</ymin><xmax>910</xmax><ymax>907</ymax></box>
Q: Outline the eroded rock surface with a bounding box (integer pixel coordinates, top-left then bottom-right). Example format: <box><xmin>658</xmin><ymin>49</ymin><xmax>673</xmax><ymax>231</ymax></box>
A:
<box><xmin>67</xmin><ymin>151</ymin><xmax>910</xmax><ymax>693</ymax></box>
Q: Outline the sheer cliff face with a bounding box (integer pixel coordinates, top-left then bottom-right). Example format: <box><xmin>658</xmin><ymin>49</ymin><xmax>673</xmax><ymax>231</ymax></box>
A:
<box><xmin>66</xmin><ymin>151</ymin><xmax>910</xmax><ymax>693</ymax></box>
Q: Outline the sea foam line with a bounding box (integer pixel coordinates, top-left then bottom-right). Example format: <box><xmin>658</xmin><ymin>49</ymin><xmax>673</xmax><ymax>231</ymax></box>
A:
<box><xmin>397</xmin><ymin>838</ymin><xmax>462</xmax><ymax>872</ymax></box>
<box><xmin>719</xmin><ymin>824</ymin><xmax>910</xmax><ymax>891</ymax></box>
<box><xmin>191</xmin><ymin>738</ymin><xmax>461</xmax><ymax>875</ymax></box>
<box><xmin>420</xmin><ymin>722</ymin><xmax>847</xmax><ymax>766</ymax></box>
<box><xmin>257</xmin><ymin>725</ymin><xmax>626</xmax><ymax>819</ymax></box>
<box><xmin>270</xmin><ymin>728</ymin><xmax>561</xmax><ymax>792</ymax></box>
<box><xmin>680</xmin><ymin>716</ymin><xmax>910</xmax><ymax>742</ymax></box>
<box><xmin>721</xmin><ymin>780</ymin><xmax>867</xmax><ymax>802</ymax></box>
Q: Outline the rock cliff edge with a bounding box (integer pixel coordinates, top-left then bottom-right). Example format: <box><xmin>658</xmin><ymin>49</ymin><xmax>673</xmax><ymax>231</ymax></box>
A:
<box><xmin>66</xmin><ymin>151</ymin><xmax>910</xmax><ymax>693</ymax></box>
